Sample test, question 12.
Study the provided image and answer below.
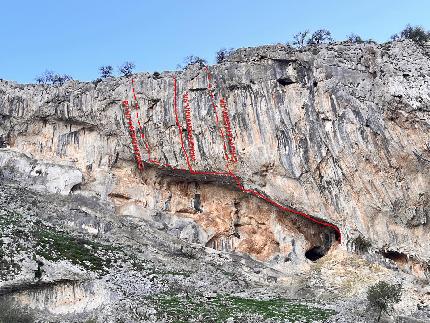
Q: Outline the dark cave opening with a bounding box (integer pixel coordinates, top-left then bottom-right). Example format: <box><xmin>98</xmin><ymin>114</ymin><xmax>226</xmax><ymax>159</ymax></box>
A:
<box><xmin>305</xmin><ymin>246</ymin><xmax>327</xmax><ymax>261</ymax></box>
<box><xmin>0</xmin><ymin>135</ymin><xmax>7</xmax><ymax>148</ymax></box>
<box><xmin>277</xmin><ymin>77</ymin><xmax>295</xmax><ymax>86</ymax></box>
<box><xmin>193</xmin><ymin>193</ymin><xmax>203</xmax><ymax>212</ymax></box>
<box><xmin>381</xmin><ymin>250</ymin><xmax>408</xmax><ymax>265</ymax></box>
<box><xmin>70</xmin><ymin>183</ymin><xmax>81</xmax><ymax>193</ymax></box>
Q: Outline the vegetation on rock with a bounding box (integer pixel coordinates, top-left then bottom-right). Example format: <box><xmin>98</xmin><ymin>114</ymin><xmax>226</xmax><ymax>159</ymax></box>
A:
<box><xmin>367</xmin><ymin>281</ymin><xmax>402</xmax><ymax>322</ymax></box>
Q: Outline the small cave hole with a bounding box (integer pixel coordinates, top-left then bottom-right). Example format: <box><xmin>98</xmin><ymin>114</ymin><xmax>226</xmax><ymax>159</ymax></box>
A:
<box><xmin>0</xmin><ymin>136</ymin><xmax>7</xmax><ymax>148</ymax></box>
<box><xmin>381</xmin><ymin>250</ymin><xmax>408</xmax><ymax>265</ymax></box>
<box><xmin>305</xmin><ymin>246</ymin><xmax>327</xmax><ymax>261</ymax></box>
<box><xmin>193</xmin><ymin>193</ymin><xmax>203</xmax><ymax>213</ymax></box>
<box><xmin>34</xmin><ymin>260</ymin><xmax>44</xmax><ymax>279</ymax></box>
<box><xmin>277</xmin><ymin>78</ymin><xmax>295</xmax><ymax>86</ymax></box>
<box><xmin>71</xmin><ymin>183</ymin><xmax>82</xmax><ymax>193</ymax></box>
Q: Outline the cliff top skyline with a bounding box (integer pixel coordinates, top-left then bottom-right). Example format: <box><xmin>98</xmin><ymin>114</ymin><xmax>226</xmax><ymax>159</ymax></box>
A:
<box><xmin>1</xmin><ymin>0</ymin><xmax>429</xmax><ymax>83</ymax></box>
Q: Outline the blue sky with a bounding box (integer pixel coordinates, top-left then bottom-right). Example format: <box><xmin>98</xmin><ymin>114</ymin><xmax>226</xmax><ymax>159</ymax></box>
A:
<box><xmin>1</xmin><ymin>0</ymin><xmax>429</xmax><ymax>83</ymax></box>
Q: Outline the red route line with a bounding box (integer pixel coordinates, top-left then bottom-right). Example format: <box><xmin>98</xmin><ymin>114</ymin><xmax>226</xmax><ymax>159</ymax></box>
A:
<box><xmin>123</xmin><ymin>73</ymin><xmax>342</xmax><ymax>242</ymax></box>
<box><xmin>122</xmin><ymin>100</ymin><xmax>144</xmax><ymax>170</ymax></box>
<box><xmin>131</xmin><ymin>79</ymin><xmax>152</xmax><ymax>161</ymax></box>
<box><xmin>173</xmin><ymin>77</ymin><xmax>193</xmax><ymax>173</ymax></box>
<box><xmin>183</xmin><ymin>92</ymin><xmax>196</xmax><ymax>161</ymax></box>
<box><xmin>204</xmin><ymin>66</ymin><xmax>231</xmax><ymax>163</ymax></box>
<box><xmin>220</xmin><ymin>98</ymin><xmax>238</xmax><ymax>163</ymax></box>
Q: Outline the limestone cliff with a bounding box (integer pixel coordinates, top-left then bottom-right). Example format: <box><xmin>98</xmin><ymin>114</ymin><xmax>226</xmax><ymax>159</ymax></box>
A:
<box><xmin>1</xmin><ymin>39</ymin><xmax>430</xmax><ymax>322</ymax></box>
<box><xmin>1</xmin><ymin>40</ymin><xmax>429</xmax><ymax>267</ymax></box>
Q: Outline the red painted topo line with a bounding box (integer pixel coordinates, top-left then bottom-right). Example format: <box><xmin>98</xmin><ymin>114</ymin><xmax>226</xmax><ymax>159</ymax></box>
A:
<box><xmin>173</xmin><ymin>77</ymin><xmax>194</xmax><ymax>173</ymax></box>
<box><xmin>204</xmin><ymin>66</ymin><xmax>230</xmax><ymax>162</ymax></box>
<box><xmin>220</xmin><ymin>98</ymin><xmax>238</xmax><ymax>163</ymax></box>
<box><xmin>183</xmin><ymin>92</ymin><xmax>196</xmax><ymax>161</ymax></box>
<box><xmin>123</xmin><ymin>73</ymin><xmax>341</xmax><ymax>242</ymax></box>
<box><xmin>122</xmin><ymin>100</ymin><xmax>144</xmax><ymax>170</ymax></box>
<box><xmin>131</xmin><ymin>79</ymin><xmax>152</xmax><ymax>160</ymax></box>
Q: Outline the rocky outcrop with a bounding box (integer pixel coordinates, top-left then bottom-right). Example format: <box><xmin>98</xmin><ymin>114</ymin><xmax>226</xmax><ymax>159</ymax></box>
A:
<box><xmin>0</xmin><ymin>40</ymin><xmax>429</xmax><ymax>265</ymax></box>
<box><xmin>0</xmin><ymin>149</ymin><xmax>82</xmax><ymax>195</ymax></box>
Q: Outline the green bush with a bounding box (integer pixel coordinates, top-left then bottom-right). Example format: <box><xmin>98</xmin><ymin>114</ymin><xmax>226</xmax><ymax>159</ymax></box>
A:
<box><xmin>353</xmin><ymin>235</ymin><xmax>371</xmax><ymax>253</ymax></box>
<box><xmin>391</xmin><ymin>24</ymin><xmax>430</xmax><ymax>45</ymax></box>
<box><xmin>367</xmin><ymin>281</ymin><xmax>402</xmax><ymax>322</ymax></box>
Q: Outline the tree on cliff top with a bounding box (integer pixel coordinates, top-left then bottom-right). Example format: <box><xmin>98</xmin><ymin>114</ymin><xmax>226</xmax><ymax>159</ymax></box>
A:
<box><xmin>292</xmin><ymin>29</ymin><xmax>333</xmax><ymax>48</ymax></box>
<box><xmin>215</xmin><ymin>48</ymin><xmax>234</xmax><ymax>63</ymax></box>
<box><xmin>99</xmin><ymin>65</ymin><xmax>114</xmax><ymax>78</ymax></box>
<box><xmin>307</xmin><ymin>29</ymin><xmax>333</xmax><ymax>45</ymax></box>
<box><xmin>118</xmin><ymin>62</ymin><xmax>135</xmax><ymax>77</ymax></box>
<box><xmin>35</xmin><ymin>70</ymin><xmax>73</xmax><ymax>85</ymax></box>
<box><xmin>391</xmin><ymin>24</ymin><xmax>430</xmax><ymax>44</ymax></box>
<box><xmin>183</xmin><ymin>55</ymin><xmax>207</xmax><ymax>67</ymax></box>
<box><xmin>292</xmin><ymin>30</ymin><xmax>310</xmax><ymax>48</ymax></box>
<box><xmin>347</xmin><ymin>33</ymin><xmax>364</xmax><ymax>43</ymax></box>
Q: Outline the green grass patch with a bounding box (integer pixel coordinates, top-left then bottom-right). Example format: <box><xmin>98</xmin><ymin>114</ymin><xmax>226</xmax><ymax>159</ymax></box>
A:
<box><xmin>35</xmin><ymin>228</ymin><xmax>113</xmax><ymax>272</ymax></box>
<box><xmin>0</xmin><ymin>209</ymin><xmax>121</xmax><ymax>275</ymax></box>
<box><xmin>149</xmin><ymin>293</ymin><xmax>336</xmax><ymax>322</ymax></box>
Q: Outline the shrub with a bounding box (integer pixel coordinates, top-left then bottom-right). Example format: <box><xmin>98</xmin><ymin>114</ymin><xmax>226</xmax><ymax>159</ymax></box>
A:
<box><xmin>215</xmin><ymin>48</ymin><xmax>234</xmax><ymax>63</ymax></box>
<box><xmin>292</xmin><ymin>30</ymin><xmax>310</xmax><ymax>48</ymax></box>
<box><xmin>347</xmin><ymin>33</ymin><xmax>364</xmax><ymax>43</ymax></box>
<box><xmin>367</xmin><ymin>281</ymin><xmax>402</xmax><ymax>322</ymax></box>
<box><xmin>35</xmin><ymin>70</ymin><xmax>73</xmax><ymax>85</ymax></box>
<box><xmin>99</xmin><ymin>65</ymin><xmax>113</xmax><ymax>78</ymax></box>
<box><xmin>307</xmin><ymin>29</ymin><xmax>333</xmax><ymax>45</ymax></box>
<box><xmin>352</xmin><ymin>235</ymin><xmax>371</xmax><ymax>253</ymax></box>
<box><xmin>119</xmin><ymin>62</ymin><xmax>135</xmax><ymax>77</ymax></box>
<box><xmin>391</xmin><ymin>24</ymin><xmax>430</xmax><ymax>44</ymax></box>
<box><xmin>183</xmin><ymin>55</ymin><xmax>207</xmax><ymax>67</ymax></box>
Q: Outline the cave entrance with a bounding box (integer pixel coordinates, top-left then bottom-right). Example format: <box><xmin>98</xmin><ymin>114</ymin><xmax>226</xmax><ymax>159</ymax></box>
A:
<box><xmin>381</xmin><ymin>250</ymin><xmax>408</xmax><ymax>265</ymax></box>
<box><xmin>305</xmin><ymin>246</ymin><xmax>327</xmax><ymax>261</ymax></box>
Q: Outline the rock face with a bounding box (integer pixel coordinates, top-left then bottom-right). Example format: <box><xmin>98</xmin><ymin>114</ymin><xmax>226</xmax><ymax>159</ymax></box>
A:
<box><xmin>0</xmin><ymin>149</ymin><xmax>82</xmax><ymax>195</ymax></box>
<box><xmin>0</xmin><ymin>40</ymin><xmax>429</xmax><ymax>266</ymax></box>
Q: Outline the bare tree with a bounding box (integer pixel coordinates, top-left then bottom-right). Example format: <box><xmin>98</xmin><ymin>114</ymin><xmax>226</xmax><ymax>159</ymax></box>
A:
<box><xmin>307</xmin><ymin>29</ymin><xmax>333</xmax><ymax>45</ymax></box>
<box><xmin>215</xmin><ymin>48</ymin><xmax>234</xmax><ymax>63</ymax></box>
<box><xmin>347</xmin><ymin>33</ymin><xmax>363</xmax><ymax>43</ymax></box>
<box><xmin>292</xmin><ymin>30</ymin><xmax>310</xmax><ymax>48</ymax></box>
<box><xmin>35</xmin><ymin>70</ymin><xmax>73</xmax><ymax>85</ymax></box>
<box><xmin>119</xmin><ymin>62</ymin><xmax>135</xmax><ymax>77</ymax></box>
<box><xmin>99</xmin><ymin>65</ymin><xmax>114</xmax><ymax>78</ymax></box>
<box><xmin>183</xmin><ymin>55</ymin><xmax>207</xmax><ymax>67</ymax></box>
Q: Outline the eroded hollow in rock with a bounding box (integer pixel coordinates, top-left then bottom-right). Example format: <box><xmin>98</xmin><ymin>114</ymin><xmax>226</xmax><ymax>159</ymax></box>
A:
<box><xmin>277</xmin><ymin>77</ymin><xmax>295</xmax><ymax>86</ymax></box>
<box><xmin>193</xmin><ymin>193</ymin><xmax>203</xmax><ymax>212</ymax></box>
<box><xmin>114</xmin><ymin>165</ymin><xmax>339</xmax><ymax>264</ymax></box>
<box><xmin>305</xmin><ymin>246</ymin><xmax>327</xmax><ymax>261</ymax></box>
<box><xmin>381</xmin><ymin>250</ymin><xmax>408</xmax><ymax>265</ymax></box>
<box><xmin>71</xmin><ymin>183</ymin><xmax>81</xmax><ymax>193</ymax></box>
